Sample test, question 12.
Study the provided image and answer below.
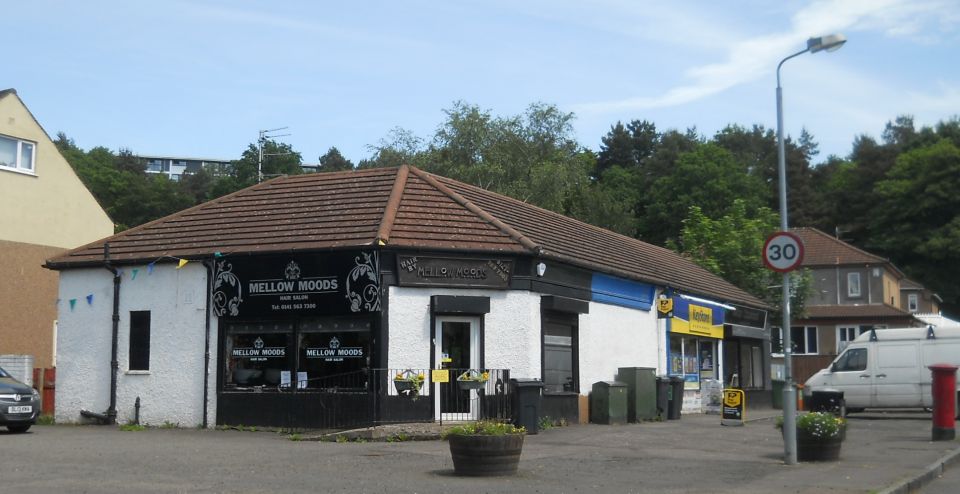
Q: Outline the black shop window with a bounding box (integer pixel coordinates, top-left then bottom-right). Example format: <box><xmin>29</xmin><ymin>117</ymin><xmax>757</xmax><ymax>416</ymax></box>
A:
<box><xmin>224</xmin><ymin>322</ymin><xmax>293</xmax><ymax>389</ymax></box>
<box><xmin>543</xmin><ymin>311</ymin><xmax>579</xmax><ymax>393</ymax></box>
<box><xmin>298</xmin><ymin>318</ymin><xmax>371</xmax><ymax>391</ymax></box>
<box><xmin>129</xmin><ymin>311</ymin><xmax>151</xmax><ymax>371</ymax></box>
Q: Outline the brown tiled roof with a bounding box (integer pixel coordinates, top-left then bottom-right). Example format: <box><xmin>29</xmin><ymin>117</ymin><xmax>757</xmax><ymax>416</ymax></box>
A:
<box><xmin>900</xmin><ymin>278</ymin><xmax>923</xmax><ymax>290</ymax></box>
<box><xmin>792</xmin><ymin>227</ymin><xmax>888</xmax><ymax>266</ymax></box>
<box><xmin>801</xmin><ymin>304</ymin><xmax>915</xmax><ymax>320</ymax></box>
<box><xmin>46</xmin><ymin>165</ymin><xmax>766</xmax><ymax>308</ymax></box>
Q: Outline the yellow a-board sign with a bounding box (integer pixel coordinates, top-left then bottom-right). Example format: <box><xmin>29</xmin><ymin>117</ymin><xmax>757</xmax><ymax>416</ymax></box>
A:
<box><xmin>721</xmin><ymin>388</ymin><xmax>745</xmax><ymax>426</ymax></box>
<box><xmin>431</xmin><ymin>369</ymin><xmax>450</xmax><ymax>383</ymax></box>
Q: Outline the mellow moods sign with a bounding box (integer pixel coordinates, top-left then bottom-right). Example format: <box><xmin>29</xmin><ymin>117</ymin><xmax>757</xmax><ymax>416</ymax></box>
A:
<box><xmin>212</xmin><ymin>251</ymin><xmax>380</xmax><ymax>318</ymax></box>
<box><xmin>669</xmin><ymin>297</ymin><xmax>725</xmax><ymax>339</ymax></box>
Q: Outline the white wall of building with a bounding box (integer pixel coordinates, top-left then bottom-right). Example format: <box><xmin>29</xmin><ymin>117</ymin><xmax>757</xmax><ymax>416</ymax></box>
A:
<box><xmin>55</xmin><ymin>263</ymin><xmax>216</xmax><ymax>427</ymax></box>
<box><xmin>387</xmin><ymin>287</ymin><xmax>541</xmax><ymax>379</ymax></box>
<box><xmin>388</xmin><ymin>286</ymin><xmax>663</xmax><ymax>396</ymax></box>
<box><xmin>579</xmin><ymin>301</ymin><xmax>660</xmax><ymax>393</ymax></box>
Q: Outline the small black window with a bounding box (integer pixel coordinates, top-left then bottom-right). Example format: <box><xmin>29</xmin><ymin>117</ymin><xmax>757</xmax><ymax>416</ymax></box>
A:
<box><xmin>129</xmin><ymin>311</ymin><xmax>151</xmax><ymax>371</ymax></box>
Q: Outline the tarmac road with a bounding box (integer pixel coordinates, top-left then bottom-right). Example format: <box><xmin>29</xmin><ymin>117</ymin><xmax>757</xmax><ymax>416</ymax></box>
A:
<box><xmin>2</xmin><ymin>410</ymin><xmax>958</xmax><ymax>493</ymax></box>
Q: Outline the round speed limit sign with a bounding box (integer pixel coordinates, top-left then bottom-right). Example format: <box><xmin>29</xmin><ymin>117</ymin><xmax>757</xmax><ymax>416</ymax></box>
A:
<box><xmin>763</xmin><ymin>231</ymin><xmax>805</xmax><ymax>272</ymax></box>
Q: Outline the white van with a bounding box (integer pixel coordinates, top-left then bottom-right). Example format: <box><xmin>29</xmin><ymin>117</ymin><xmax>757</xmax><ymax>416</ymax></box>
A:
<box><xmin>804</xmin><ymin>326</ymin><xmax>960</xmax><ymax>412</ymax></box>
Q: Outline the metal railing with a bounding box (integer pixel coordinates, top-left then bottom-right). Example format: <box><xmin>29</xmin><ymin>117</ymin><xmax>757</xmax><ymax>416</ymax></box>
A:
<box><xmin>219</xmin><ymin>368</ymin><xmax>512</xmax><ymax>432</ymax></box>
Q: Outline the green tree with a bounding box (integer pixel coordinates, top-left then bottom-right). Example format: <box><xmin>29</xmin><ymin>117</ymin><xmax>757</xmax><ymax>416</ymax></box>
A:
<box><xmin>317</xmin><ymin>147</ymin><xmax>354</xmax><ymax>172</ymax></box>
<box><xmin>211</xmin><ymin>139</ymin><xmax>304</xmax><ymax>196</ymax></box>
<box><xmin>673</xmin><ymin>199</ymin><xmax>812</xmax><ymax>321</ymax></box>
<box><xmin>871</xmin><ymin>138</ymin><xmax>960</xmax><ymax>310</ymax></box>
<box><xmin>641</xmin><ymin>142</ymin><xmax>766</xmax><ymax>246</ymax></box>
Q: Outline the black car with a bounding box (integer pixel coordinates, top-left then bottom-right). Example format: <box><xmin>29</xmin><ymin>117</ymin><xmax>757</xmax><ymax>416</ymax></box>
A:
<box><xmin>0</xmin><ymin>365</ymin><xmax>40</xmax><ymax>433</ymax></box>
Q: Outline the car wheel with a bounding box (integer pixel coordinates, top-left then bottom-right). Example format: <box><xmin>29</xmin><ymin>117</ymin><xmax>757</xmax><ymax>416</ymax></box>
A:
<box><xmin>7</xmin><ymin>424</ymin><xmax>31</xmax><ymax>433</ymax></box>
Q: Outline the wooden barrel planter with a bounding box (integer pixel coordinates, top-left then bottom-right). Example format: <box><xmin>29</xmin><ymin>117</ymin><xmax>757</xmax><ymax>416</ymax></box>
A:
<box><xmin>448</xmin><ymin>434</ymin><xmax>524</xmax><ymax>476</ymax></box>
<box><xmin>796</xmin><ymin>432</ymin><xmax>842</xmax><ymax>462</ymax></box>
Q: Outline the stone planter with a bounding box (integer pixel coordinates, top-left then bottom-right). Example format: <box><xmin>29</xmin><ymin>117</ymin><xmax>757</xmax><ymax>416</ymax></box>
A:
<box><xmin>448</xmin><ymin>434</ymin><xmax>524</xmax><ymax>476</ymax></box>
<box><xmin>796</xmin><ymin>431</ymin><xmax>842</xmax><ymax>462</ymax></box>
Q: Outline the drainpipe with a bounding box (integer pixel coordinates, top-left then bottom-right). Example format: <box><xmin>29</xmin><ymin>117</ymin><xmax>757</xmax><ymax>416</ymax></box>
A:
<box><xmin>106</xmin><ymin>243</ymin><xmax>120</xmax><ymax>424</ymax></box>
<box><xmin>81</xmin><ymin>242</ymin><xmax>122</xmax><ymax>425</ymax></box>
<box><xmin>202</xmin><ymin>260</ymin><xmax>214</xmax><ymax>429</ymax></box>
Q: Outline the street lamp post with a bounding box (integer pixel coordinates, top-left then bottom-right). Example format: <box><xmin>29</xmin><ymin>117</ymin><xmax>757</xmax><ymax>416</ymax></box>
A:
<box><xmin>776</xmin><ymin>34</ymin><xmax>846</xmax><ymax>465</ymax></box>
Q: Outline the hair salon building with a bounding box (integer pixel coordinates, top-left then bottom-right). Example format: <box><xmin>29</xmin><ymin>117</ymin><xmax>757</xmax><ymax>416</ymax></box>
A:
<box><xmin>46</xmin><ymin>166</ymin><xmax>769</xmax><ymax>428</ymax></box>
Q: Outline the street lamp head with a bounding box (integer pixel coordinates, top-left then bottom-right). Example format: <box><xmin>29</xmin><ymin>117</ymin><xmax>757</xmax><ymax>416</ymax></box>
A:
<box><xmin>807</xmin><ymin>34</ymin><xmax>847</xmax><ymax>53</ymax></box>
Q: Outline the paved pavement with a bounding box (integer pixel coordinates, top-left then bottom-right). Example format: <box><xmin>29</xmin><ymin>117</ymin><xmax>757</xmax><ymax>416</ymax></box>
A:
<box><xmin>3</xmin><ymin>409</ymin><xmax>958</xmax><ymax>493</ymax></box>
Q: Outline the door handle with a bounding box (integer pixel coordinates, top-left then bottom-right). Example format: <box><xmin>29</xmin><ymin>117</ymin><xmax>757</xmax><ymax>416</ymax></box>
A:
<box><xmin>876</xmin><ymin>374</ymin><xmax>887</xmax><ymax>379</ymax></box>
<box><xmin>859</xmin><ymin>374</ymin><xmax>871</xmax><ymax>379</ymax></box>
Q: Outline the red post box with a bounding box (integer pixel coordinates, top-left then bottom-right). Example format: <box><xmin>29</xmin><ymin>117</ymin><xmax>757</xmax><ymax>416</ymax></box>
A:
<box><xmin>928</xmin><ymin>363</ymin><xmax>958</xmax><ymax>441</ymax></box>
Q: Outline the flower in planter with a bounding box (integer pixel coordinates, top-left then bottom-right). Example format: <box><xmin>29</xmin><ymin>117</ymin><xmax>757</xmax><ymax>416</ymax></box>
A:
<box><xmin>442</xmin><ymin>420</ymin><xmax>526</xmax><ymax>438</ymax></box>
<box><xmin>393</xmin><ymin>370</ymin><xmax>426</xmax><ymax>399</ymax></box>
<box><xmin>775</xmin><ymin>412</ymin><xmax>846</xmax><ymax>439</ymax></box>
<box><xmin>443</xmin><ymin>421</ymin><xmax>526</xmax><ymax>477</ymax></box>
<box><xmin>457</xmin><ymin>370</ymin><xmax>490</xmax><ymax>382</ymax></box>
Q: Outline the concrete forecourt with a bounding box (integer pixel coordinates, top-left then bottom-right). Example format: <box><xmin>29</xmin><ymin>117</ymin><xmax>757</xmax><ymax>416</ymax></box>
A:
<box><xmin>2</xmin><ymin>409</ymin><xmax>958</xmax><ymax>493</ymax></box>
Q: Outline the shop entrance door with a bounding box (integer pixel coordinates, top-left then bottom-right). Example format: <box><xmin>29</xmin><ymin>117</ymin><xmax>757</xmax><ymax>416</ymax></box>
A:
<box><xmin>435</xmin><ymin>316</ymin><xmax>480</xmax><ymax>421</ymax></box>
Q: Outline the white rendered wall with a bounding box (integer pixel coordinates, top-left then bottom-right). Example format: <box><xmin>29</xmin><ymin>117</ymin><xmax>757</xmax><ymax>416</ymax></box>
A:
<box><xmin>388</xmin><ymin>287</ymin><xmax>541</xmax><ymax>379</ymax></box>
<box><xmin>388</xmin><ymin>286</ymin><xmax>663</xmax><ymax>395</ymax></box>
<box><xmin>55</xmin><ymin>263</ymin><xmax>216</xmax><ymax>427</ymax></box>
<box><xmin>579</xmin><ymin>301</ymin><xmax>660</xmax><ymax>393</ymax></box>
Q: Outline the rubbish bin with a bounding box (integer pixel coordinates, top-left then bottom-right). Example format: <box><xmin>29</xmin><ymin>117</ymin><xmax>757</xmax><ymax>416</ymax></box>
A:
<box><xmin>510</xmin><ymin>378</ymin><xmax>543</xmax><ymax>434</ymax></box>
<box><xmin>590</xmin><ymin>381</ymin><xmax>627</xmax><ymax>425</ymax></box>
<box><xmin>655</xmin><ymin>376</ymin><xmax>669</xmax><ymax>420</ymax></box>
<box><xmin>809</xmin><ymin>389</ymin><xmax>845</xmax><ymax>416</ymax></box>
<box><xmin>617</xmin><ymin>367</ymin><xmax>657</xmax><ymax>422</ymax></box>
<box><xmin>771</xmin><ymin>379</ymin><xmax>784</xmax><ymax>410</ymax></box>
<box><xmin>667</xmin><ymin>376</ymin><xmax>684</xmax><ymax>420</ymax></box>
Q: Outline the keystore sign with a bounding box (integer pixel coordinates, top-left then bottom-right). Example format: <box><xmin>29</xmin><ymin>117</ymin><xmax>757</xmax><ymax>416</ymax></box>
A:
<box><xmin>213</xmin><ymin>251</ymin><xmax>381</xmax><ymax>317</ymax></box>
<box><xmin>669</xmin><ymin>297</ymin><xmax>725</xmax><ymax>339</ymax></box>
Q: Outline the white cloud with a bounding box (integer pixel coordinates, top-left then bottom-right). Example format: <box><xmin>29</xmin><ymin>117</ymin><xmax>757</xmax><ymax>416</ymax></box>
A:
<box><xmin>574</xmin><ymin>0</ymin><xmax>957</xmax><ymax>115</ymax></box>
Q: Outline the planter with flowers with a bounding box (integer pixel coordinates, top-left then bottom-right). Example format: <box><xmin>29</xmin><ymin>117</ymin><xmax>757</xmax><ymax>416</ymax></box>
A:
<box><xmin>457</xmin><ymin>369</ymin><xmax>489</xmax><ymax>391</ymax></box>
<box><xmin>442</xmin><ymin>420</ymin><xmax>526</xmax><ymax>476</ymax></box>
<box><xmin>393</xmin><ymin>370</ymin><xmax>425</xmax><ymax>399</ymax></box>
<box><xmin>776</xmin><ymin>411</ymin><xmax>846</xmax><ymax>461</ymax></box>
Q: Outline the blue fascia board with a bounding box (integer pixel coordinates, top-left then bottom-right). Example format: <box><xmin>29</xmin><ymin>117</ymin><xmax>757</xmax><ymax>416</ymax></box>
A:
<box><xmin>591</xmin><ymin>273</ymin><xmax>655</xmax><ymax>311</ymax></box>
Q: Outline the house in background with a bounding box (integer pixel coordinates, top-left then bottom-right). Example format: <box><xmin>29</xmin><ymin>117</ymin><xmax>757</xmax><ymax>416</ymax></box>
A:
<box><xmin>0</xmin><ymin>89</ymin><xmax>114</xmax><ymax>374</ymax></box>
<box><xmin>774</xmin><ymin>227</ymin><xmax>923</xmax><ymax>384</ymax></box>
<box><xmin>137</xmin><ymin>155</ymin><xmax>232</xmax><ymax>181</ymax></box>
<box><xmin>899</xmin><ymin>278</ymin><xmax>941</xmax><ymax>315</ymax></box>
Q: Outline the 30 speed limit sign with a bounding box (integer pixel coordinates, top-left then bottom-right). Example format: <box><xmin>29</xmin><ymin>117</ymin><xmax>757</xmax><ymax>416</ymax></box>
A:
<box><xmin>763</xmin><ymin>231</ymin><xmax>805</xmax><ymax>273</ymax></box>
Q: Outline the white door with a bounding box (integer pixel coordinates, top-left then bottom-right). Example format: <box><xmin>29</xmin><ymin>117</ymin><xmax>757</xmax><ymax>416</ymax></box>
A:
<box><xmin>434</xmin><ymin>316</ymin><xmax>480</xmax><ymax>421</ymax></box>
<box><xmin>873</xmin><ymin>343</ymin><xmax>921</xmax><ymax>407</ymax></box>
<box><xmin>828</xmin><ymin>346</ymin><xmax>874</xmax><ymax>408</ymax></box>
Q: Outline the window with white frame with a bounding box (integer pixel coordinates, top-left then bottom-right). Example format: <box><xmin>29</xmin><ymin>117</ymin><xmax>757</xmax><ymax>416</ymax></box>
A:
<box><xmin>0</xmin><ymin>134</ymin><xmax>35</xmax><ymax>173</ymax></box>
<box><xmin>837</xmin><ymin>326</ymin><xmax>866</xmax><ymax>353</ymax></box>
<box><xmin>908</xmin><ymin>293</ymin><xmax>918</xmax><ymax>312</ymax></box>
<box><xmin>847</xmin><ymin>272</ymin><xmax>861</xmax><ymax>297</ymax></box>
<box><xmin>771</xmin><ymin>327</ymin><xmax>818</xmax><ymax>355</ymax></box>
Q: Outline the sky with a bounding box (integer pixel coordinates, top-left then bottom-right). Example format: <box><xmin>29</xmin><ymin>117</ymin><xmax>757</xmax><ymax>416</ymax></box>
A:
<box><xmin>6</xmin><ymin>0</ymin><xmax>959</xmax><ymax>165</ymax></box>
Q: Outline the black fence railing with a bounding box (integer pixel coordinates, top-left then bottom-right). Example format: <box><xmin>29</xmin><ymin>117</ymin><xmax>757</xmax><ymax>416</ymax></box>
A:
<box><xmin>217</xmin><ymin>368</ymin><xmax>512</xmax><ymax>432</ymax></box>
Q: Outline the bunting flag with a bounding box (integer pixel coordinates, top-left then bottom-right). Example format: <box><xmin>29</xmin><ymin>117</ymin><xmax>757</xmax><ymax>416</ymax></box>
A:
<box><xmin>86</xmin><ymin>294</ymin><xmax>94</xmax><ymax>305</ymax></box>
<box><xmin>177</xmin><ymin>259</ymin><xmax>189</xmax><ymax>269</ymax></box>
<box><xmin>132</xmin><ymin>268</ymin><xmax>139</xmax><ymax>280</ymax></box>
<box><xmin>116</xmin><ymin>268</ymin><xmax>124</xmax><ymax>278</ymax></box>
<box><xmin>69</xmin><ymin>299</ymin><xmax>77</xmax><ymax>311</ymax></box>
<box><xmin>147</xmin><ymin>262</ymin><xmax>155</xmax><ymax>275</ymax></box>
